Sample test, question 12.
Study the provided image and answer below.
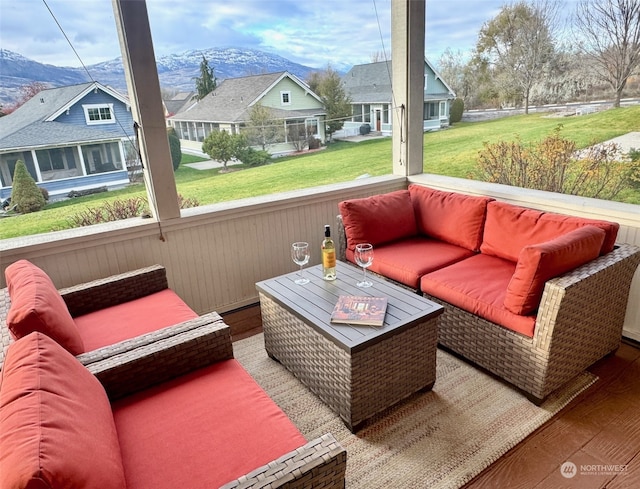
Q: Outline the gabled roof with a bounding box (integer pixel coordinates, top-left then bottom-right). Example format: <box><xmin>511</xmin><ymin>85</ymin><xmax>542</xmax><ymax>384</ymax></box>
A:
<box><xmin>0</xmin><ymin>82</ymin><xmax>130</xmax><ymax>151</ymax></box>
<box><xmin>169</xmin><ymin>71</ymin><xmax>324</xmax><ymax>123</ymax></box>
<box><xmin>343</xmin><ymin>59</ymin><xmax>456</xmax><ymax>104</ymax></box>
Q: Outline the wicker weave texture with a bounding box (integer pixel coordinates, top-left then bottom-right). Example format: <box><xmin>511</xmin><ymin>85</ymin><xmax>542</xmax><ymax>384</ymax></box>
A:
<box><xmin>432</xmin><ymin>242</ymin><xmax>640</xmax><ymax>401</ymax></box>
<box><xmin>260</xmin><ymin>292</ymin><xmax>438</xmax><ymax>431</ymax></box>
<box><xmin>61</xmin><ymin>264</ymin><xmax>169</xmax><ymax>317</ymax></box>
<box><xmin>221</xmin><ymin>433</ymin><xmax>347</xmax><ymax>489</ymax></box>
<box><xmin>88</xmin><ymin>320</ymin><xmax>233</xmax><ymax>400</ymax></box>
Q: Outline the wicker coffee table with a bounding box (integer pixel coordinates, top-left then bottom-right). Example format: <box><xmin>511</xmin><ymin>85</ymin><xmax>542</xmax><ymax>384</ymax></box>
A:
<box><xmin>256</xmin><ymin>261</ymin><xmax>443</xmax><ymax>432</ymax></box>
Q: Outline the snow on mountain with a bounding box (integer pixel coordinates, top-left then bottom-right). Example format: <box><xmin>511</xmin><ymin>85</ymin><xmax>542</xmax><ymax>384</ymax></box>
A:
<box><xmin>0</xmin><ymin>47</ymin><xmax>319</xmax><ymax>105</ymax></box>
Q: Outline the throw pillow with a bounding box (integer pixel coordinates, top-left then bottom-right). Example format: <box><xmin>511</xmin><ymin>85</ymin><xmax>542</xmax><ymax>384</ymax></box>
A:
<box><xmin>5</xmin><ymin>259</ymin><xmax>85</xmax><ymax>355</ymax></box>
<box><xmin>339</xmin><ymin>190</ymin><xmax>417</xmax><ymax>251</ymax></box>
<box><xmin>504</xmin><ymin>226</ymin><xmax>606</xmax><ymax>315</ymax></box>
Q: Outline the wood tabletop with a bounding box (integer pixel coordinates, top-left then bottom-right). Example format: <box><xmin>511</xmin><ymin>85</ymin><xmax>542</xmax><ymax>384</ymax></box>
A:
<box><xmin>256</xmin><ymin>261</ymin><xmax>443</xmax><ymax>353</ymax></box>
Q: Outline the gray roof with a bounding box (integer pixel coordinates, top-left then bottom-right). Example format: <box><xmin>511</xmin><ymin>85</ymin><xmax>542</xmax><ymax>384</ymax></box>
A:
<box><xmin>164</xmin><ymin>91</ymin><xmax>195</xmax><ymax>116</ymax></box>
<box><xmin>170</xmin><ymin>72</ymin><xmax>324</xmax><ymax>123</ymax></box>
<box><xmin>343</xmin><ymin>61</ymin><xmax>394</xmax><ymax>104</ymax></box>
<box><xmin>0</xmin><ymin>82</ymin><xmax>126</xmax><ymax>152</ymax></box>
<box><xmin>343</xmin><ymin>60</ymin><xmax>455</xmax><ymax>104</ymax></box>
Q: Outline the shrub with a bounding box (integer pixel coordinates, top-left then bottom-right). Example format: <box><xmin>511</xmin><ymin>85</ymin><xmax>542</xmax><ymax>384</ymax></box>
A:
<box><xmin>10</xmin><ymin>160</ymin><xmax>46</xmax><ymax>213</ymax></box>
<box><xmin>473</xmin><ymin>125</ymin><xmax>639</xmax><ymax>200</ymax></box>
<box><xmin>168</xmin><ymin>130</ymin><xmax>181</xmax><ymax>171</ymax></box>
<box><xmin>450</xmin><ymin>98</ymin><xmax>464</xmax><ymax>124</ymax></box>
<box><xmin>68</xmin><ymin>194</ymin><xmax>199</xmax><ymax>227</ymax></box>
<box><xmin>308</xmin><ymin>137</ymin><xmax>321</xmax><ymax>150</ymax></box>
<box><xmin>40</xmin><ymin>187</ymin><xmax>49</xmax><ymax>202</ymax></box>
<box><xmin>238</xmin><ymin>147</ymin><xmax>271</xmax><ymax>167</ymax></box>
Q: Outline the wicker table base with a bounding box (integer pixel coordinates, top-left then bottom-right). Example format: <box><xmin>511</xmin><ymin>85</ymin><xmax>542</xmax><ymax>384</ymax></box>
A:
<box><xmin>257</xmin><ymin>262</ymin><xmax>442</xmax><ymax>432</ymax></box>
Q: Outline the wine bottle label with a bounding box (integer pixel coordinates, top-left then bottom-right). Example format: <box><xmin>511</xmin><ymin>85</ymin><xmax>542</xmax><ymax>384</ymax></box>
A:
<box><xmin>323</xmin><ymin>250</ymin><xmax>336</xmax><ymax>268</ymax></box>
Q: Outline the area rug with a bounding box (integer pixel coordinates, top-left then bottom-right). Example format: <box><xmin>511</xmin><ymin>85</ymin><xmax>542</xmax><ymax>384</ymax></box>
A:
<box><xmin>233</xmin><ymin>334</ymin><xmax>597</xmax><ymax>489</ymax></box>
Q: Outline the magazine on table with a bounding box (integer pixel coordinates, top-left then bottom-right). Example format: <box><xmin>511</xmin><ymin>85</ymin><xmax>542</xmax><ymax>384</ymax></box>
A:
<box><xmin>330</xmin><ymin>295</ymin><xmax>388</xmax><ymax>326</ymax></box>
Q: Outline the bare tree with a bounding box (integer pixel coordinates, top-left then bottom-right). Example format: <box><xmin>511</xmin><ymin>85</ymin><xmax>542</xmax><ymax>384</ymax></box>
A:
<box><xmin>243</xmin><ymin>102</ymin><xmax>284</xmax><ymax>150</ymax></box>
<box><xmin>574</xmin><ymin>0</ymin><xmax>640</xmax><ymax>107</ymax></box>
<box><xmin>476</xmin><ymin>0</ymin><xmax>559</xmax><ymax>113</ymax></box>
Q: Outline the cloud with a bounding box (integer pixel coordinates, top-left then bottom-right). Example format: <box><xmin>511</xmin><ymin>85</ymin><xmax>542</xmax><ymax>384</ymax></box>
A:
<box><xmin>1</xmin><ymin>0</ymin><xmax>556</xmax><ymax>70</ymax></box>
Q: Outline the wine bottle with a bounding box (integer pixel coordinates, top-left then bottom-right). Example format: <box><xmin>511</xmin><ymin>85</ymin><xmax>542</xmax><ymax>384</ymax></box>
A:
<box><xmin>322</xmin><ymin>224</ymin><xmax>337</xmax><ymax>281</ymax></box>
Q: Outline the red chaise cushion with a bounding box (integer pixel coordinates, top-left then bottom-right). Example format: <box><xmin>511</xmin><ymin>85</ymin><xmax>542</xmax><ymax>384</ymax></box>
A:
<box><xmin>481</xmin><ymin>201</ymin><xmax>618</xmax><ymax>261</ymax></box>
<box><xmin>339</xmin><ymin>190</ymin><xmax>417</xmax><ymax>252</ymax></box>
<box><xmin>346</xmin><ymin>236</ymin><xmax>475</xmax><ymax>289</ymax></box>
<box><xmin>74</xmin><ymin>288</ymin><xmax>199</xmax><ymax>352</ymax></box>
<box><xmin>112</xmin><ymin>359</ymin><xmax>307</xmax><ymax>489</ymax></box>
<box><xmin>504</xmin><ymin>226</ymin><xmax>606</xmax><ymax>315</ymax></box>
<box><xmin>0</xmin><ymin>332</ymin><xmax>126</xmax><ymax>489</ymax></box>
<box><xmin>421</xmin><ymin>254</ymin><xmax>536</xmax><ymax>337</ymax></box>
<box><xmin>408</xmin><ymin>185</ymin><xmax>494</xmax><ymax>251</ymax></box>
<box><xmin>4</xmin><ymin>259</ymin><xmax>85</xmax><ymax>355</ymax></box>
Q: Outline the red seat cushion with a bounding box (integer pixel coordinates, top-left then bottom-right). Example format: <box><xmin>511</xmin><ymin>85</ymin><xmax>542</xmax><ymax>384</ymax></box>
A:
<box><xmin>112</xmin><ymin>359</ymin><xmax>307</xmax><ymax>489</ymax></box>
<box><xmin>4</xmin><ymin>259</ymin><xmax>85</xmax><ymax>355</ymax></box>
<box><xmin>421</xmin><ymin>254</ymin><xmax>536</xmax><ymax>337</ymax></box>
<box><xmin>74</xmin><ymin>289</ymin><xmax>199</xmax><ymax>352</ymax></box>
<box><xmin>408</xmin><ymin>185</ymin><xmax>494</xmax><ymax>251</ymax></box>
<box><xmin>346</xmin><ymin>237</ymin><xmax>475</xmax><ymax>289</ymax></box>
<box><xmin>0</xmin><ymin>332</ymin><xmax>126</xmax><ymax>489</ymax></box>
<box><xmin>504</xmin><ymin>226</ymin><xmax>606</xmax><ymax>315</ymax></box>
<box><xmin>339</xmin><ymin>190</ymin><xmax>417</xmax><ymax>252</ymax></box>
<box><xmin>481</xmin><ymin>201</ymin><xmax>618</xmax><ymax>262</ymax></box>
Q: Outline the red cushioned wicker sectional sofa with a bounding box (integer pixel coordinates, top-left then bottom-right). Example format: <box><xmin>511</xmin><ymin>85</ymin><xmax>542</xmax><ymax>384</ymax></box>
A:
<box><xmin>337</xmin><ymin>184</ymin><xmax>640</xmax><ymax>403</ymax></box>
<box><xmin>0</xmin><ymin>261</ymin><xmax>346</xmax><ymax>489</ymax></box>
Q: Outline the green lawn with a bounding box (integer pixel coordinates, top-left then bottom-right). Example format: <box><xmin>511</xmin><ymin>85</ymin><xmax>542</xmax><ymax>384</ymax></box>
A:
<box><xmin>2</xmin><ymin>106</ymin><xmax>639</xmax><ymax>239</ymax></box>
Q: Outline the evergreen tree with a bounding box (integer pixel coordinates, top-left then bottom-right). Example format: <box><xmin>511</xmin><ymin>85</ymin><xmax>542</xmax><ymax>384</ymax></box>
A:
<box><xmin>11</xmin><ymin>160</ymin><xmax>46</xmax><ymax>213</ymax></box>
<box><xmin>308</xmin><ymin>66</ymin><xmax>352</xmax><ymax>142</ymax></box>
<box><xmin>202</xmin><ymin>131</ymin><xmax>248</xmax><ymax>169</ymax></box>
<box><xmin>194</xmin><ymin>56</ymin><xmax>217</xmax><ymax>101</ymax></box>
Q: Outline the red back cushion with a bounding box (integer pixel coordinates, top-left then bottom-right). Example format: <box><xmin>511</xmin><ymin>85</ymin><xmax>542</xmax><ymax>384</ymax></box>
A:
<box><xmin>5</xmin><ymin>260</ymin><xmax>85</xmax><ymax>355</ymax></box>
<box><xmin>0</xmin><ymin>332</ymin><xmax>126</xmax><ymax>489</ymax></box>
<box><xmin>504</xmin><ymin>226</ymin><xmax>606</xmax><ymax>315</ymax></box>
<box><xmin>339</xmin><ymin>190</ymin><xmax>417</xmax><ymax>251</ymax></box>
<box><xmin>481</xmin><ymin>201</ymin><xmax>618</xmax><ymax>262</ymax></box>
<box><xmin>408</xmin><ymin>185</ymin><xmax>494</xmax><ymax>251</ymax></box>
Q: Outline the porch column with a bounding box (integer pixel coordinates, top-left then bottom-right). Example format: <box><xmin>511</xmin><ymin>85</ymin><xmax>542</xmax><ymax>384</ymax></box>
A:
<box><xmin>391</xmin><ymin>0</ymin><xmax>425</xmax><ymax>176</ymax></box>
<box><xmin>112</xmin><ymin>0</ymin><xmax>180</xmax><ymax>221</ymax></box>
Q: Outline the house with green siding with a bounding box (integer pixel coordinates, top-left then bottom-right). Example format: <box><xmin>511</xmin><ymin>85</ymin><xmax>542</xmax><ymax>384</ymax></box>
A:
<box><xmin>340</xmin><ymin>59</ymin><xmax>456</xmax><ymax>137</ymax></box>
<box><xmin>168</xmin><ymin>72</ymin><xmax>326</xmax><ymax>156</ymax></box>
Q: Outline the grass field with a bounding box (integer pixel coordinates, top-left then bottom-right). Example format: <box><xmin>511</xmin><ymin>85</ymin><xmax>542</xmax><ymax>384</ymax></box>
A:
<box><xmin>2</xmin><ymin>106</ymin><xmax>639</xmax><ymax>239</ymax></box>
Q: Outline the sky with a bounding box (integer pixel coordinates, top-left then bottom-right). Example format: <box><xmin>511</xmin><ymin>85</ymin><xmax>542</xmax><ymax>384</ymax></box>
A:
<box><xmin>0</xmin><ymin>0</ymin><xmax>576</xmax><ymax>71</ymax></box>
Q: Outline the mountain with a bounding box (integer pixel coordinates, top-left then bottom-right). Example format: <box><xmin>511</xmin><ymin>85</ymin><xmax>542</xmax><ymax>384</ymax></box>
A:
<box><xmin>0</xmin><ymin>47</ymin><xmax>319</xmax><ymax>105</ymax></box>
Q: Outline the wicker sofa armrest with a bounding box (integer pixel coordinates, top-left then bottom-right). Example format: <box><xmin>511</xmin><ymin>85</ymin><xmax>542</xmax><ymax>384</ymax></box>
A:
<box><xmin>221</xmin><ymin>433</ymin><xmax>347</xmax><ymax>489</ymax></box>
<box><xmin>86</xmin><ymin>315</ymin><xmax>233</xmax><ymax>400</ymax></box>
<box><xmin>60</xmin><ymin>264</ymin><xmax>169</xmax><ymax>317</ymax></box>
<box><xmin>534</xmin><ymin>242</ymin><xmax>640</xmax><ymax>353</ymax></box>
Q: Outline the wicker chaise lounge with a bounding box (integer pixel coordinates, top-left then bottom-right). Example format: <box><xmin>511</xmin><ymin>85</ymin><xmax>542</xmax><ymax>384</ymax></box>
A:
<box><xmin>336</xmin><ymin>187</ymin><xmax>640</xmax><ymax>403</ymax></box>
<box><xmin>0</xmin><ymin>264</ymin><xmax>222</xmax><ymax>373</ymax></box>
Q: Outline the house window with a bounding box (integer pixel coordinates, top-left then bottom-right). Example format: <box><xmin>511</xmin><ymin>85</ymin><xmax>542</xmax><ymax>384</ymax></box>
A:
<box><xmin>35</xmin><ymin>148</ymin><xmax>81</xmax><ymax>181</ymax></box>
<box><xmin>439</xmin><ymin>101</ymin><xmax>447</xmax><ymax>119</ymax></box>
<box><xmin>363</xmin><ymin>105</ymin><xmax>371</xmax><ymax>123</ymax></box>
<box><xmin>83</xmin><ymin>104</ymin><xmax>115</xmax><ymax>125</ymax></box>
<box><xmin>81</xmin><ymin>142</ymin><xmax>124</xmax><ymax>174</ymax></box>
<box><xmin>281</xmin><ymin>91</ymin><xmax>291</xmax><ymax>105</ymax></box>
<box><xmin>352</xmin><ymin>105</ymin><xmax>363</xmax><ymax>123</ymax></box>
<box><xmin>306</xmin><ymin>118</ymin><xmax>319</xmax><ymax>137</ymax></box>
<box><xmin>383</xmin><ymin>104</ymin><xmax>389</xmax><ymax>124</ymax></box>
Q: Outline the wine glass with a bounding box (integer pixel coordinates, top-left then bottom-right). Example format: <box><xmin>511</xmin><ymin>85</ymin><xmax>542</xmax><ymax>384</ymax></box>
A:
<box><xmin>355</xmin><ymin>243</ymin><xmax>374</xmax><ymax>287</ymax></box>
<box><xmin>291</xmin><ymin>242</ymin><xmax>310</xmax><ymax>285</ymax></box>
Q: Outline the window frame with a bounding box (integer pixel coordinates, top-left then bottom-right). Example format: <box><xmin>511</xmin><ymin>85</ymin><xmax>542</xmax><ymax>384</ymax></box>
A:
<box><xmin>82</xmin><ymin>103</ymin><xmax>116</xmax><ymax>125</ymax></box>
<box><xmin>280</xmin><ymin>91</ymin><xmax>291</xmax><ymax>106</ymax></box>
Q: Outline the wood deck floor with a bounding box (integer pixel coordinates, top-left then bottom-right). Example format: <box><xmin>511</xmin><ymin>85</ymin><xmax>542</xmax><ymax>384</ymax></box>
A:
<box><xmin>222</xmin><ymin>304</ymin><xmax>640</xmax><ymax>489</ymax></box>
